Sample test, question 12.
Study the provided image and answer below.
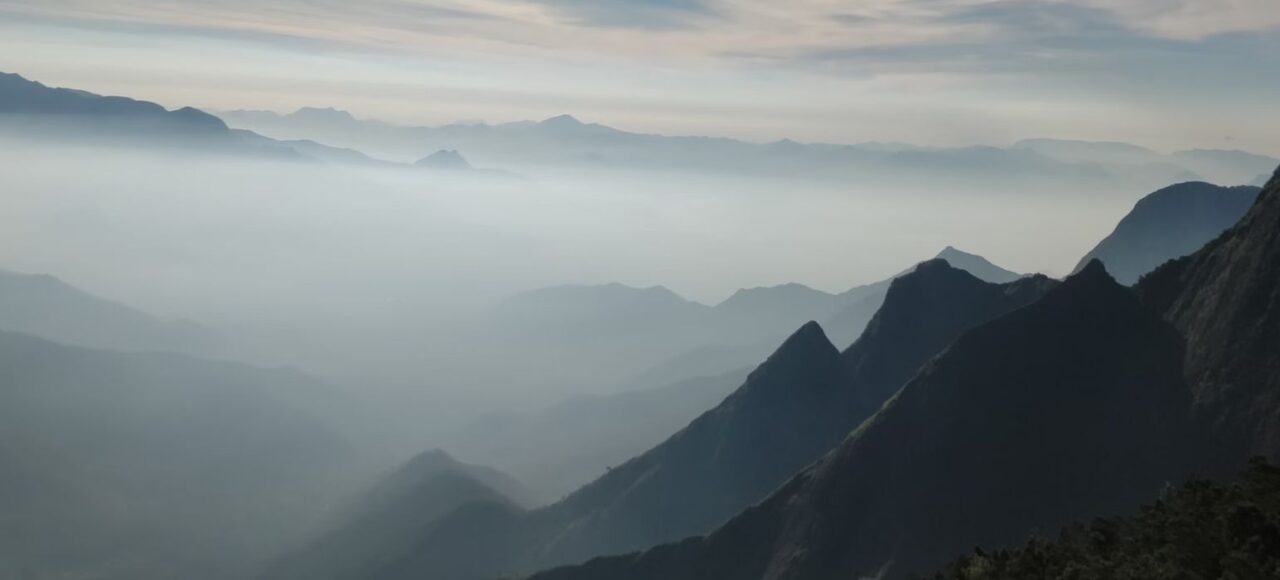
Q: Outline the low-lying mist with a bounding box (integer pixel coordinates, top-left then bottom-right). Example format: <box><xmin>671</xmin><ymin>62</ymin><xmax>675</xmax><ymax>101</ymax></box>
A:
<box><xmin>1</xmin><ymin>137</ymin><xmax>1140</xmax><ymax>408</ymax></box>
<box><xmin>0</xmin><ymin>134</ymin><xmax>1233</xmax><ymax>578</ymax></box>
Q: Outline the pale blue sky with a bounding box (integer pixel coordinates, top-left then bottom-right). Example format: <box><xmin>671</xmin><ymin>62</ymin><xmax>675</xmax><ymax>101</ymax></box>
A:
<box><xmin>0</xmin><ymin>0</ymin><xmax>1277</xmax><ymax>154</ymax></box>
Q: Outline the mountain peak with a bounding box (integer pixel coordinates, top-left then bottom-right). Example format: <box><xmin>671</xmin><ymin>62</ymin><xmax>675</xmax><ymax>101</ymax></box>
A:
<box><xmin>780</xmin><ymin>320</ymin><xmax>826</xmax><ymax>348</ymax></box>
<box><xmin>913</xmin><ymin>257</ymin><xmax>953</xmax><ymax>274</ymax></box>
<box><xmin>415</xmin><ymin>149</ymin><xmax>471</xmax><ymax>170</ymax></box>
<box><xmin>1075</xmin><ymin>258</ymin><xmax>1109</xmax><ymax>278</ymax></box>
<box><xmin>928</xmin><ymin>247</ymin><xmax>1022</xmax><ymax>283</ymax></box>
<box><xmin>541</xmin><ymin>114</ymin><xmax>583</xmax><ymax>127</ymax></box>
<box><xmin>745</xmin><ymin>320</ymin><xmax>835</xmax><ymax>372</ymax></box>
<box><xmin>290</xmin><ymin>106</ymin><xmax>355</xmax><ymax>121</ymax></box>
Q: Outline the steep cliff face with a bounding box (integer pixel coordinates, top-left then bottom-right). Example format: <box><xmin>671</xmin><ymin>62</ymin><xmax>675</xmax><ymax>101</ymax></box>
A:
<box><xmin>1138</xmin><ymin>167</ymin><xmax>1280</xmax><ymax>460</ymax></box>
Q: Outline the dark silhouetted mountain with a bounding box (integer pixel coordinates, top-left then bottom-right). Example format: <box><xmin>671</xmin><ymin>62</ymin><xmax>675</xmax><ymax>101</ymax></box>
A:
<box><xmin>935</xmin><ymin>458</ymin><xmax>1280</xmax><ymax>580</ymax></box>
<box><xmin>934</xmin><ymin>246</ymin><xmax>1022</xmax><ymax>283</ymax></box>
<box><xmin>1256</xmin><ymin>172</ymin><xmax>1273</xmax><ymax>187</ymax></box>
<box><xmin>528</xmin><ymin>262</ymin><xmax>1201</xmax><ymax>580</ymax></box>
<box><xmin>0</xmin><ymin>268</ymin><xmax>223</xmax><ymax>354</ymax></box>
<box><xmin>1075</xmin><ymin>181</ymin><xmax>1260</xmax><ymax>284</ymax></box>
<box><xmin>0</xmin><ymin>329</ymin><xmax>356</xmax><ymax>580</ymax></box>
<box><xmin>1137</xmin><ymin>166</ymin><xmax>1280</xmax><ymax>461</ymax></box>
<box><xmin>263</xmin><ymin>450</ymin><xmax>526</xmax><ymax>580</ymax></box>
<box><xmin>321</xmin><ymin>261</ymin><xmax>1053</xmax><ymax>580</ymax></box>
<box><xmin>823</xmin><ymin>246</ymin><xmax>1023</xmax><ymax>346</ymax></box>
<box><xmin>417</xmin><ymin>149</ymin><xmax>473</xmax><ymax>170</ymax></box>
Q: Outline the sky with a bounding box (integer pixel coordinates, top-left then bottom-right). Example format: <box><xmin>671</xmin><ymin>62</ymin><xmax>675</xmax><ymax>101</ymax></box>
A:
<box><xmin>0</xmin><ymin>0</ymin><xmax>1278</xmax><ymax>154</ymax></box>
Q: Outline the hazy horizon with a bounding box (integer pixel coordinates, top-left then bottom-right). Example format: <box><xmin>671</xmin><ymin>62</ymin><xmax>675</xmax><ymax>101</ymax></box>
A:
<box><xmin>2</xmin><ymin>0</ymin><xmax>1278</xmax><ymax>156</ymax></box>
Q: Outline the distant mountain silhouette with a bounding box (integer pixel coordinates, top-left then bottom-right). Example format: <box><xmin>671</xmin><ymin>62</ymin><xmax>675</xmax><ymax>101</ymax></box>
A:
<box><xmin>0</xmin><ymin>330</ymin><xmax>355</xmax><ymax>580</ymax></box>
<box><xmin>0</xmin><ymin>71</ymin><xmax>239</xmax><ymax>145</ymax></box>
<box><xmin>312</xmin><ymin>261</ymin><xmax>1053</xmax><ymax>580</ymax></box>
<box><xmin>0</xmin><ymin>71</ymin><xmax>387</xmax><ymax>163</ymax></box>
<box><xmin>1012</xmin><ymin>138</ymin><xmax>1166</xmax><ymax>165</ymax></box>
<box><xmin>218</xmin><ymin>107</ymin><xmax>1275</xmax><ymax>187</ymax></box>
<box><xmin>712</xmin><ymin>283</ymin><xmax>844</xmax><ymax>338</ymax></box>
<box><xmin>263</xmin><ymin>449</ymin><xmax>526</xmax><ymax>580</ymax></box>
<box><xmin>1013</xmin><ymin>138</ymin><xmax>1278</xmax><ymax>185</ymax></box>
<box><xmin>0</xmin><ymin>71</ymin><xmax>226</xmax><ymax>133</ymax></box>
<box><xmin>0</xmin><ymin>268</ymin><xmax>222</xmax><ymax>354</ymax></box>
<box><xmin>528</xmin><ymin>261</ymin><xmax>1201</xmax><ymax>580</ymax></box>
<box><xmin>1171</xmin><ymin>149</ymin><xmax>1280</xmax><ymax>186</ymax></box>
<box><xmin>1076</xmin><ymin>182</ymin><xmax>1261</xmax><ymax>285</ymax></box>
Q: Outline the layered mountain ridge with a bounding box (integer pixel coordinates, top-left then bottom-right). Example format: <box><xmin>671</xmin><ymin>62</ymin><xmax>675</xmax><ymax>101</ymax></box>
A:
<box><xmin>271</xmin><ymin>261</ymin><xmax>1055</xmax><ymax>580</ymax></box>
<box><xmin>525</xmin><ymin>164</ymin><xmax>1280</xmax><ymax>580</ymax></box>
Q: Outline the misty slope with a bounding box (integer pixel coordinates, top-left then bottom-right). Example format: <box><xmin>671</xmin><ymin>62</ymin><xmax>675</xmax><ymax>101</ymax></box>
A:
<box><xmin>1137</xmin><ymin>167</ymin><xmax>1280</xmax><ymax>461</ymax></box>
<box><xmin>1012</xmin><ymin>139</ymin><xmax>1280</xmax><ymax>186</ymax></box>
<box><xmin>0</xmin><ymin>268</ymin><xmax>222</xmax><ymax>354</ymax></box>
<box><xmin>313</xmin><ymin>261</ymin><xmax>1052</xmax><ymax>580</ymax></box>
<box><xmin>445</xmin><ymin>368</ymin><xmax>749</xmax><ymax>500</ymax></box>
<box><xmin>263</xmin><ymin>450</ymin><xmax>526</xmax><ymax>580</ymax></box>
<box><xmin>1075</xmin><ymin>181</ymin><xmax>1260</xmax><ymax>284</ymax></box>
<box><xmin>530</xmin><ymin>262</ymin><xmax>1201</xmax><ymax>580</ymax></box>
<box><xmin>0</xmin><ymin>329</ymin><xmax>356</xmax><ymax>580</ymax></box>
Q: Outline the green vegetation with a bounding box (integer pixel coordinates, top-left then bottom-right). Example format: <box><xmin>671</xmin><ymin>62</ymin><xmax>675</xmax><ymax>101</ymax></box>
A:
<box><xmin>936</xmin><ymin>459</ymin><xmax>1280</xmax><ymax>580</ymax></box>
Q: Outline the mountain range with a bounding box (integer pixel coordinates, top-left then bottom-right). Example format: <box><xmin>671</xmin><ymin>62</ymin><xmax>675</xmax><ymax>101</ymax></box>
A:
<box><xmin>219</xmin><ymin>108</ymin><xmax>1277</xmax><ymax>188</ymax></box>
<box><xmin>523</xmin><ymin>165</ymin><xmax>1280</xmax><ymax>580</ymax></box>
<box><xmin>421</xmin><ymin>247</ymin><xmax>1025</xmax><ymax>499</ymax></box>
<box><xmin>266</xmin><ymin>260</ymin><xmax>1055</xmax><ymax>580</ymax></box>
<box><xmin>0</xmin><ymin>72</ymin><xmax>390</xmax><ymax>164</ymax></box>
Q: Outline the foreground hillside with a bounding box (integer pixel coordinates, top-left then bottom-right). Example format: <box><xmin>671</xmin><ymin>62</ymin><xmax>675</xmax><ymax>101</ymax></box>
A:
<box><xmin>937</xmin><ymin>459</ymin><xmax>1280</xmax><ymax>579</ymax></box>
